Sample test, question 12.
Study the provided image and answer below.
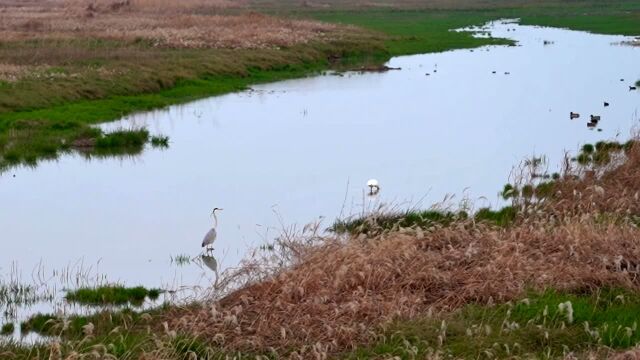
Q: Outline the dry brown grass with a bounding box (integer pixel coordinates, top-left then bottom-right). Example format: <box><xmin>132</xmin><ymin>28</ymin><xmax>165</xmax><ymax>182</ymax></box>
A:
<box><xmin>168</xmin><ymin>142</ymin><xmax>640</xmax><ymax>357</ymax></box>
<box><xmin>0</xmin><ymin>63</ymin><xmax>31</xmax><ymax>82</ymax></box>
<box><xmin>0</xmin><ymin>0</ymin><xmax>344</xmax><ymax>49</ymax></box>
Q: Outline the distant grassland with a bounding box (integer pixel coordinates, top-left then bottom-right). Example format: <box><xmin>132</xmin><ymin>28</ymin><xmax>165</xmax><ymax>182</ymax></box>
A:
<box><xmin>0</xmin><ymin>0</ymin><xmax>639</xmax><ymax>171</ymax></box>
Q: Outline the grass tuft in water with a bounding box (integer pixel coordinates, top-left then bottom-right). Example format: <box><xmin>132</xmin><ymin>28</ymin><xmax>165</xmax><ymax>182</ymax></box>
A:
<box><xmin>65</xmin><ymin>285</ymin><xmax>162</xmax><ymax>306</ymax></box>
<box><xmin>94</xmin><ymin>129</ymin><xmax>149</xmax><ymax>150</ymax></box>
<box><xmin>171</xmin><ymin>254</ymin><xmax>191</xmax><ymax>266</ymax></box>
<box><xmin>0</xmin><ymin>323</ymin><xmax>14</xmax><ymax>336</ymax></box>
<box><xmin>150</xmin><ymin>135</ymin><xmax>170</xmax><ymax>148</ymax></box>
<box><xmin>20</xmin><ymin>314</ymin><xmax>57</xmax><ymax>335</ymax></box>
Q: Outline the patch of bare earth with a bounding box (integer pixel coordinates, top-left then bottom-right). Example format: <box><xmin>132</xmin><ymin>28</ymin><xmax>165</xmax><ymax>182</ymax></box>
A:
<box><xmin>168</xmin><ymin>144</ymin><xmax>640</xmax><ymax>357</ymax></box>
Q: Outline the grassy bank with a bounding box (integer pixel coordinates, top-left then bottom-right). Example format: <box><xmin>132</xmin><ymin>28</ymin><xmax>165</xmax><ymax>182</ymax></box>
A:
<box><xmin>7</xmin><ymin>288</ymin><xmax>640</xmax><ymax>359</ymax></box>
<box><xmin>0</xmin><ymin>2</ymin><xmax>514</xmax><ymax>171</ymax></box>
<box><xmin>348</xmin><ymin>288</ymin><xmax>640</xmax><ymax>359</ymax></box>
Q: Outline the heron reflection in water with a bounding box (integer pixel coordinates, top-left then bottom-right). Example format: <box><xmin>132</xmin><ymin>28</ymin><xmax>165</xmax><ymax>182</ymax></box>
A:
<box><xmin>201</xmin><ymin>254</ymin><xmax>219</xmax><ymax>287</ymax></box>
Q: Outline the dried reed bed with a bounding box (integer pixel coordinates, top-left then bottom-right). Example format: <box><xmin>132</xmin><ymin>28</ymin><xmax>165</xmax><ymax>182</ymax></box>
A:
<box><xmin>544</xmin><ymin>142</ymin><xmax>640</xmax><ymax>217</ymax></box>
<box><xmin>0</xmin><ymin>63</ymin><xmax>30</xmax><ymax>82</ymax></box>
<box><xmin>169</xmin><ymin>143</ymin><xmax>640</xmax><ymax>356</ymax></box>
<box><xmin>0</xmin><ymin>0</ymin><xmax>344</xmax><ymax>49</ymax></box>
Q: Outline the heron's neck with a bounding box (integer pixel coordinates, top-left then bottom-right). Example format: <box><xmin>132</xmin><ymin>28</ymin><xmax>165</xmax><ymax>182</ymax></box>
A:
<box><xmin>213</xmin><ymin>213</ymin><xmax>218</xmax><ymax>228</ymax></box>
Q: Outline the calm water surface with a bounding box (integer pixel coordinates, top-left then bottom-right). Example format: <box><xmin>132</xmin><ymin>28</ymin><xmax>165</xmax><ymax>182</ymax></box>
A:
<box><xmin>1</xmin><ymin>20</ymin><xmax>640</xmax><ymax>330</ymax></box>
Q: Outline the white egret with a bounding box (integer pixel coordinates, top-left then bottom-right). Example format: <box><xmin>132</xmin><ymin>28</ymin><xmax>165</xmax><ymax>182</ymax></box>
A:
<box><xmin>202</xmin><ymin>208</ymin><xmax>222</xmax><ymax>251</ymax></box>
<box><xmin>367</xmin><ymin>179</ymin><xmax>380</xmax><ymax>195</ymax></box>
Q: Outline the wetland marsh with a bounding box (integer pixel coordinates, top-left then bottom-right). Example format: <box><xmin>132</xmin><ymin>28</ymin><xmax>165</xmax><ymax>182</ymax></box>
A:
<box><xmin>1</xmin><ymin>20</ymin><xmax>640</xmax><ymax>341</ymax></box>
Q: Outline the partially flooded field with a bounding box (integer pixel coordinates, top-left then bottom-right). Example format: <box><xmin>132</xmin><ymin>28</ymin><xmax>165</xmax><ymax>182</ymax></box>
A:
<box><xmin>1</xmin><ymin>20</ymin><xmax>640</xmax><ymax>340</ymax></box>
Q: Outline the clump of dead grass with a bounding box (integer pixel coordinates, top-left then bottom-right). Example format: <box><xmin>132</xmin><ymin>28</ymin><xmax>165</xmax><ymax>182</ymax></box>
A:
<box><xmin>168</xmin><ymin>138</ymin><xmax>640</xmax><ymax>357</ymax></box>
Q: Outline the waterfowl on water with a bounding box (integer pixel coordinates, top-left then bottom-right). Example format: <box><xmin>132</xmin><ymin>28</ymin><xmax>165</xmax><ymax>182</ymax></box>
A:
<box><xmin>570</xmin><ymin>112</ymin><xmax>580</xmax><ymax>119</ymax></box>
<box><xmin>604</xmin><ymin>102</ymin><xmax>610</xmax><ymax>107</ymax></box>
<box><xmin>630</xmin><ymin>86</ymin><xmax>637</xmax><ymax>91</ymax></box>
<box><xmin>590</xmin><ymin>115</ymin><xmax>601</xmax><ymax>122</ymax></box>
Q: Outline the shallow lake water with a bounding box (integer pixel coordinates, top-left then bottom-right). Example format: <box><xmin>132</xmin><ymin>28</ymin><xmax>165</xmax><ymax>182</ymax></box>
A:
<box><xmin>1</xmin><ymin>20</ymin><xmax>640</xmax><ymax>334</ymax></box>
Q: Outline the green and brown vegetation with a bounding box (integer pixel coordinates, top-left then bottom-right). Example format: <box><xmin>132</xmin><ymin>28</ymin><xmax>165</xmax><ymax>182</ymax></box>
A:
<box><xmin>4</xmin><ymin>138</ymin><xmax>640</xmax><ymax>358</ymax></box>
<box><xmin>3</xmin><ymin>0</ymin><xmax>638</xmax><ymax>171</ymax></box>
<box><xmin>3</xmin><ymin>1</ymin><xmax>640</xmax><ymax>357</ymax></box>
<box><xmin>0</xmin><ymin>0</ymin><xmax>388</xmax><ymax>170</ymax></box>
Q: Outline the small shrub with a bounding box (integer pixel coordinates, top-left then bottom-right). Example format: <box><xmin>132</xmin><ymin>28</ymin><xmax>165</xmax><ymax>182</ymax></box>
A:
<box><xmin>474</xmin><ymin>206</ymin><xmax>516</xmax><ymax>226</ymax></box>
<box><xmin>582</xmin><ymin>143</ymin><xmax>594</xmax><ymax>154</ymax></box>
<box><xmin>501</xmin><ymin>183</ymin><xmax>518</xmax><ymax>200</ymax></box>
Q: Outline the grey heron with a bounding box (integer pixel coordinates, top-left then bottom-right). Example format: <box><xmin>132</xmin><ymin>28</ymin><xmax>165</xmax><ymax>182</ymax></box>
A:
<box><xmin>202</xmin><ymin>208</ymin><xmax>222</xmax><ymax>252</ymax></box>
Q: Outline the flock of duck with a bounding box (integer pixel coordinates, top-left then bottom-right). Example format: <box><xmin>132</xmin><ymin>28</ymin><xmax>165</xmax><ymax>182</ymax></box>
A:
<box><xmin>570</xmin><ymin>108</ymin><xmax>604</xmax><ymax>130</ymax></box>
<box><xmin>570</xmin><ymin>80</ymin><xmax>637</xmax><ymax>130</ymax></box>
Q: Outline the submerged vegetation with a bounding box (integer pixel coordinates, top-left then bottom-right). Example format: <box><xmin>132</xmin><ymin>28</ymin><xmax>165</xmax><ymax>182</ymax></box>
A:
<box><xmin>65</xmin><ymin>285</ymin><xmax>161</xmax><ymax>306</ymax></box>
<box><xmin>0</xmin><ymin>122</ymin><xmax>158</xmax><ymax>171</ymax></box>
<box><xmin>0</xmin><ymin>323</ymin><xmax>14</xmax><ymax>336</ymax></box>
<box><xmin>150</xmin><ymin>135</ymin><xmax>170</xmax><ymax>148</ymax></box>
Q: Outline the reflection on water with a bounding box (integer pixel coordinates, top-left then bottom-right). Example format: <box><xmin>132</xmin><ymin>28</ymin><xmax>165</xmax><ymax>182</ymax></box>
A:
<box><xmin>199</xmin><ymin>255</ymin><xmax>219</xmax><ymax>287</ymax></box>
<box><xmin>2</xmin><ymin>20</ymin><xmax>640</xmax><ymax>327</ymax></box>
